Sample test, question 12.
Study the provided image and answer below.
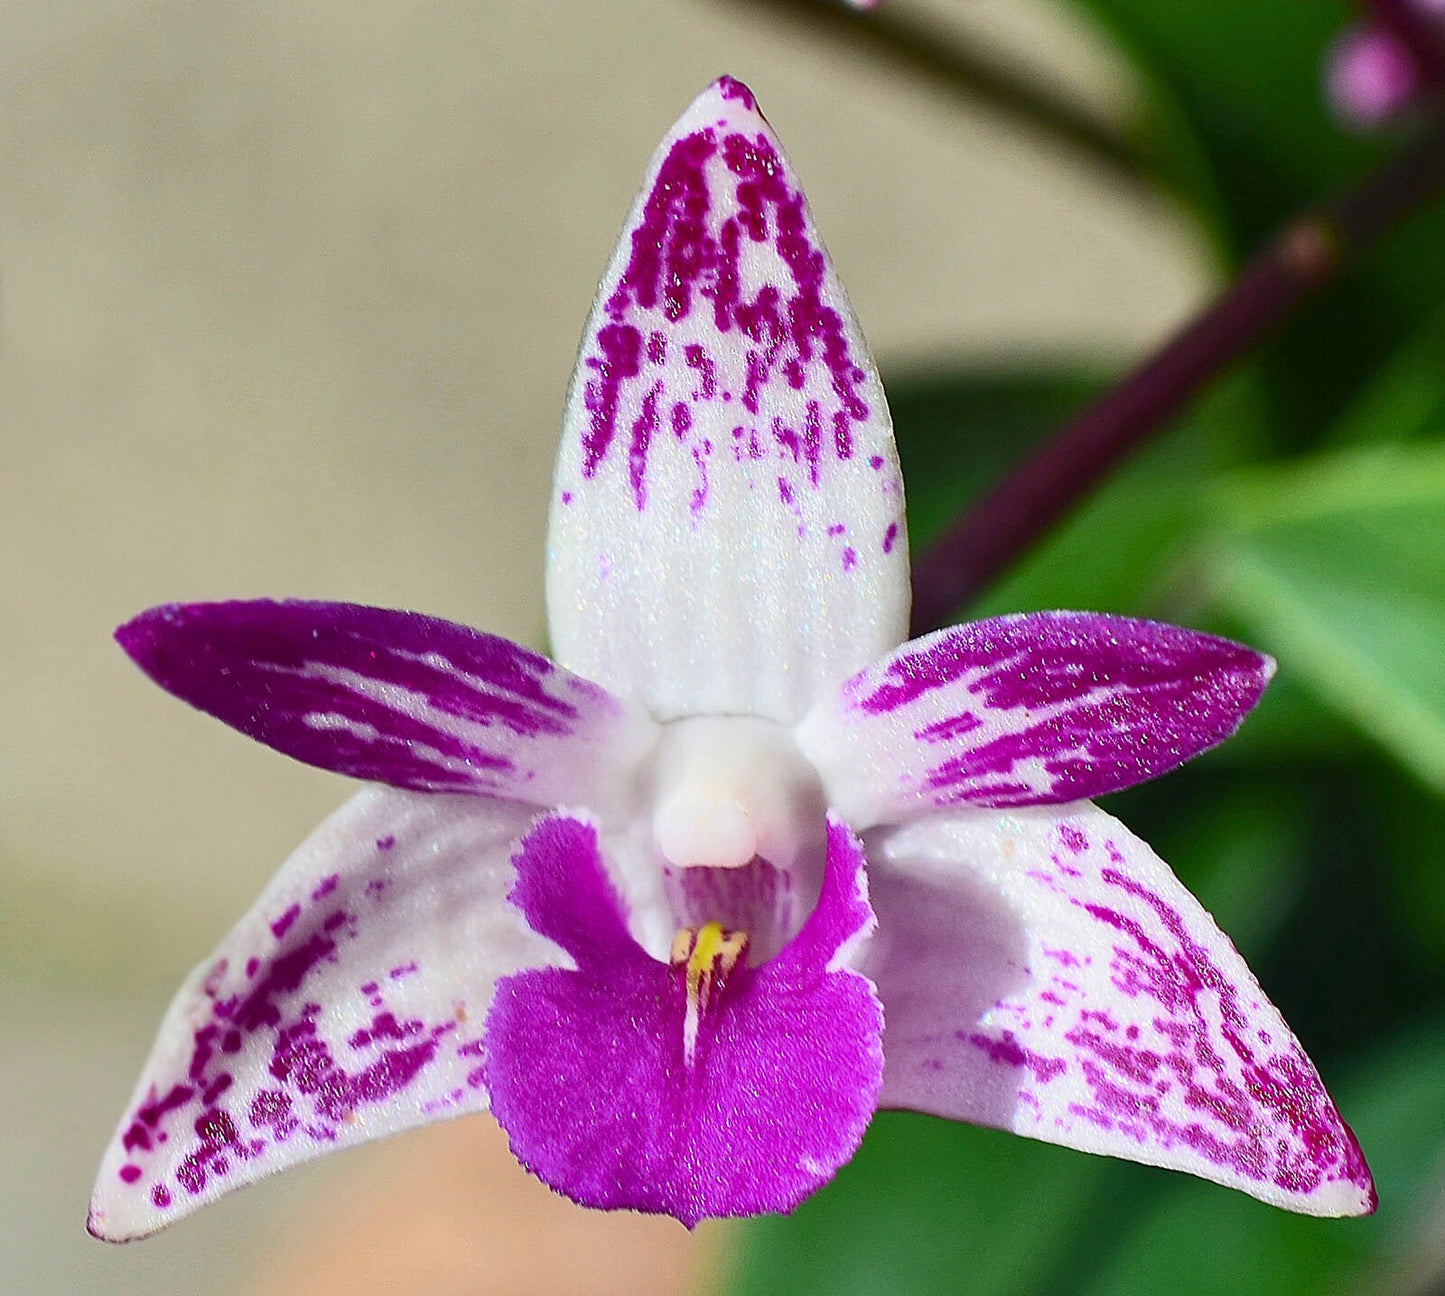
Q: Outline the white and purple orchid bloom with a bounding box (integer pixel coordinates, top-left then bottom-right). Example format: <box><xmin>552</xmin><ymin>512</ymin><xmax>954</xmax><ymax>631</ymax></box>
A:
<box><xmin>90</xmin><ymin>77</ymin><xmax>1374</xmax><ymax>1242</ymax></box>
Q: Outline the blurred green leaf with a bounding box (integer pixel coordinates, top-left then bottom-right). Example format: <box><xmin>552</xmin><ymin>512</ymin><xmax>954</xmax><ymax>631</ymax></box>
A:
<box><xmin>1365</xmin><ymin>762</ymin><xmax>1445</xmax><ymax>962</ymax></box>
<box><xmin>728</xmin><ymin>1113</ymin><xmax>1109</xmax><ymax>1296</ymax></box>
<box><xmin>976</xmin><ymin>370</ymin><xmax>1266</xmax><ymax>617</ymax></box>
<box><xmin>1077</xmin><ymin>1188</ymin><xmax>1358</xmax><ymax>1296</ymax></box>
<box><xmin>889</xmin><ymin>365</ymin><xmax>1266</xmax><ymax>621</ymax></box>
<box><xmin>1202</xmin><ymin>666</ymin><xmax>1358</xmax><ymax>764</ymax></box>
<box><xmin>1326</xmin><ymin>304</ymin><xmax>1445</xmax><ymax>448</ymax></box>
<box><xmin>1103</xmin><ymin>773</ymin><xmax>1310</xmax><ymax>961</ymax></box>
<box><xmin>1069</xmin><ymin>0</ymin><xmax>1364</xmax><ymax>243</ymax></box>
<box><xmin>1214</xmin><ymin>442</ymin><xmax>1445</xmax><ymax>529</ymax></box>
<box><xmin>888</xmin><ymin>367</ymin><xmax>1103</xmax><ymax>553</ymax></box>
<box><xmin>1064</xmin><ymin>0</ymin><xmax>1445</xmax><ymax>446</ymax></box>
<box><xmin>1206</xmin><ymin>443</ymin><xmax>1445</xmax><ymax>790</ymax></box>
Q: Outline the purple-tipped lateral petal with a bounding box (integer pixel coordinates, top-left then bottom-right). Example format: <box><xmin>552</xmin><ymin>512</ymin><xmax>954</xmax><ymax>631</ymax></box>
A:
<box><xmin>89</xmin><ymin>789</ymin><xmax>548</xmax><ymax>1242</ymax></box>
<box><xmin>864</xmin><ymin>804</ymin><xmax>1374</xmax><ymax>1216</ymax></box>
<box><xmin>484</xmin><ymin>813</ymin><xmax>883</xmax><ymax>1226</ymax></box>
<box><xmin>547</xmin><ymin>76</ymin><xmax>909</xmax><ymax>725</ymax></box>
<box><xmin>799</xmin><ymin>612</ymin><xmax>1274</xmax><ymax>823</ymax></box>
<box><xmin>117</xmin><ymin>601</ymin><xmax>656</xmax><ymax>809</ymax></box>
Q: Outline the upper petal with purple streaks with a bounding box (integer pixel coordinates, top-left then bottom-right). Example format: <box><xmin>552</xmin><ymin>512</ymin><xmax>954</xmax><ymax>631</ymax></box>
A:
<box><xmin>484</xmin><ymin>812</ymin><xmax>884</xmax><ymax>1225</ymax></box>
<box><xmin>117</xmin><ymin>601</ymin><xmax>657</xmax><ymax>809</ymax></box>
<box><xmin>862</xmin><ymin>804</ymin><xmax>1373</xmax><ymax>1216</ymax></box>
<box><xmin>547</xmin><ymin>76</ymin><xmax>909</xmax><ymax>724</ymax></box>
<box><xmin>89</xmin><ymin>789</ymin><xmax>549</xmax><ymax>1241</ymax></box>
<box><xmin>798</xmin><ymin>612</ymin><xmax>1274</xmax><ymax>824</ymax></box>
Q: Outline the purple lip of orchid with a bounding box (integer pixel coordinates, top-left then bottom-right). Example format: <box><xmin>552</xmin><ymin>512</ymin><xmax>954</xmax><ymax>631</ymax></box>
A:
<box><xmin>89</xmin><ymin>75</ymin><xmax>1374</xmax><ymax>1244</ymax></box>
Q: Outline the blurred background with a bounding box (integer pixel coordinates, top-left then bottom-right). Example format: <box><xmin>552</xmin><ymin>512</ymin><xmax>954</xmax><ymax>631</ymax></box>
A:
<box><xmin>4</xmin><ymin>1</ymin><xmax>1444</xmax><ymax>1293</ymax></box>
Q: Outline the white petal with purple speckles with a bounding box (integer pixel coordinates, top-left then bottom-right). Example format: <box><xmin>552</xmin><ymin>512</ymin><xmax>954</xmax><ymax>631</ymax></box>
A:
<box><xmin>89</xmin><ymin>788</ymin><xmax>546</xmax><ymax>1241</ymax></box>
<box><xmin>547</xmin><ymin>77</ymin><xmax>909</xmax><ymax>724</ymax></box>
<box><xmin>798</xmin><ymin>612</ymin><xmax>1274</xmax><ymax>823</ymax></box>
<box><xmin>862</xmin><ymin>803</ymin><xmax>1374</xmax><ymax>1216</ymax></box>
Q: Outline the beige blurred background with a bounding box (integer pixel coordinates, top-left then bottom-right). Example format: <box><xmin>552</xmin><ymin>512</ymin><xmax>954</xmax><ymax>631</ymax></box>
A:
<box><xmin>0</xmin><ymin>2</ymin><xmax>1209</xmax><ymax>1292</ymax></box>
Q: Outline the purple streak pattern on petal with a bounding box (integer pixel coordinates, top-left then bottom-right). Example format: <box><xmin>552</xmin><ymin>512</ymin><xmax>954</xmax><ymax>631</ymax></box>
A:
<box><xmin>547</xmin><ymin>77</ymin><xmax>909</xmax><ymax>724</ymax></box>
<box><xmin>89</xmin><ymin>789</ymin><xmax>548</xmax><ymax>1242</ymax></box>
<box><xmin>865</xmin><ymin>804</ymin><xmax>1374</xmax><ymax>1216</ymax></box>
<box><xmin>484</xmin><ymin>813</ymin><xmax>883</xmax><ymax>1225</ymax></box>
<box><xmin>117</xmin><ymin>601</ymin><xmax>656</xmax><ymax>809</ymax></box>
<box><xmin>799</xmin><ymin>612</ymin><xmax>1274</xmax><ymax>824</ymax></box>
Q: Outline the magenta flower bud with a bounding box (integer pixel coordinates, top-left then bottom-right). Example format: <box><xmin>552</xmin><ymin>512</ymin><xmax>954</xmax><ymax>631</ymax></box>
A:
<box><xmin>1327</xmin><ymin>24</ymin><xmax>1422</xmax><ymax>127</ymax></box>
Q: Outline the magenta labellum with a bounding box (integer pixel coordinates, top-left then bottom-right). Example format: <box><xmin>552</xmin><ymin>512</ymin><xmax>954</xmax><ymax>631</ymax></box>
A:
<box><xmin>484</xmin><ymin>813</ymin><xmax>882</xmax><ymax>1226</ymax></box>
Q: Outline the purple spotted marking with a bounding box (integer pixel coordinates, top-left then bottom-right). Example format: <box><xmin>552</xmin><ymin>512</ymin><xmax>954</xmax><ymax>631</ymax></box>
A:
<box><xmin>582</xmin><ymin>322</ymin><xmax>644</xmax><ymax>476</ymax></box>
<box><xmin>628</xmin><ymin>382</ymin><xmax>662</xmax><ymax>508</ymax></box>
<box><xmin>716</xmin><ymin>74</ymin><xmax>757</xmax><ymax>111</ymax></box>
<box><xmin>311</xmin><ymin>873</ymin><xmax>340</xmax><ymax>901</ymax></box>
<box><xmin>547</xmin><ymin>78</ymin><xmax>909</xmax><ymax>727</ymax></box>
<box><xmin>483</xmin><ymin>813</ymin><xmax>883</xmax><ymax>1226</ymax></box>
<box><xmin>573</xmin><ymin>81</ymin><xmax>873</xmax><ymax>519</ymax></box>
<box><xmin>685</xmin><ymin>343</ymin><xmax>716</xmax><ymax>399</ymax></box>
<box><xmin>1056</xmin><ymin>858</ymin><xmax>1371</xmax><ymax>1199</ymax></box>
<box><xmin>99</xmin><ymin>868</ymin><xmax>474</xmax><ymax>1221</ymax></box>
<box><xmin>874</xmin><ymin>812</ymin><xmax>1374</xmax><ymax>1213</ymax></box>
<box><xmin>690</xmin><ymin>439</ymin><xmax>712</xmax><ymax>515</ymax></box>
<box><xmin>116</xmin><ymin>600</ymin><xmax>638</xmax><ymax>803</ymax></box>
<box><xmin>964</xmin><ymin>1031</ymin><xmax>1066</xmax><ymax>1083</ymax></box>
<box><xmin>822</xmin><ymin>612</ymin><xmax>1274</xmax><ymax>810</ymax></box>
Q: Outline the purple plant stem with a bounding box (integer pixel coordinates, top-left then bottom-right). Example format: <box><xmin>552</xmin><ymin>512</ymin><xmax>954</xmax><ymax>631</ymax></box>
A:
<box><xmin>910</xmin><ymin>115</ymin><xmax>1445</xmax><ymax>634</ymax></box>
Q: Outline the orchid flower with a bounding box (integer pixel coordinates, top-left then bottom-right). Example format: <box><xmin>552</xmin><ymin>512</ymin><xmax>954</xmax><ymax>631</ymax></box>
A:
<box><xmin>90</xmin><ymin>77</ymin><xmax>1374</xmax><ymax>1241</ymax></box>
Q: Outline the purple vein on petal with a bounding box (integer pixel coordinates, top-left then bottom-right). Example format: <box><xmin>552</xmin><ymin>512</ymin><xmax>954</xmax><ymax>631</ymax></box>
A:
<box><xmin>89</xmin><ymin>789</ymin><xmax>544</xmax><ymax>1242</ymax></box>
<box><xmin>116</xmin><ymin>600</ymin><xmax>655</xmax><ymax>807</ymax></box>
<box><xmin>799</xmin><ymin>611</ymin><xmax>1274</xmax><ymax>823</ymax></box>
<box><xmin>868</xmin><ymin>805</ymin><xmax>1374</xmax><ymax>1217</ymax></box>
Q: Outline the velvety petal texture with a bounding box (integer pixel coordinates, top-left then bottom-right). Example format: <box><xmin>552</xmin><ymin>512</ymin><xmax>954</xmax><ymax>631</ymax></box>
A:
<box><xmin>484</xmin><ymin>812</ymin><xmax>884</xmax><ymax>1226</ymax></box>
<box><xmin>117</xmin><ymin>601</ymin><xmax>657</xmax><ymax>809</ymax></box>
<box><xmin>89</xmin><ymin>789</ymin><xmax>548</xmax><ymax>1241</ymax></box>
<box><xmin>547</xmin><ymin>76</ymin><xmax>909</xmax><ymax>725</ymax></box>
<box><xmin>799</xmin><ymin>612</ymin><xmax>1274</xmax><ymax>824</ymax></box>
<box><xmin>864</xmin><ymin>804</ymin><xmax>1374</xmax><ymax>1216</ymax></box>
